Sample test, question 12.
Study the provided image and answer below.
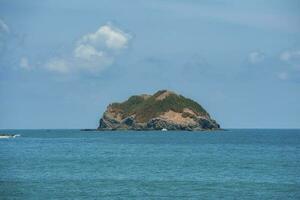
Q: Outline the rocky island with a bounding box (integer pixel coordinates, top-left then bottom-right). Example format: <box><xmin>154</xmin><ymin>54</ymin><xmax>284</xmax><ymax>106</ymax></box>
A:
<box><xmin>97</xmin><ymin>90</ymin><xmax>220</xmax><ymax>131</ymax></box>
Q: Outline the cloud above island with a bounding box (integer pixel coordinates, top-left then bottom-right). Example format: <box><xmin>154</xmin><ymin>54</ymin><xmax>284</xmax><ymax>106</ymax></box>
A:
<box><xmin>44</xmin><ymin>23</ymin><xmax>131</xmax><ymax>74</ymax></box>
<box><xmin>248</xmin><ymin>51</ymin><xmax>265</xmax><ymax>64</ymax></box>
<box><xmin>19</xmin><ymin>56</ymin><xmax>32</xmax><ymax>71</ymax></box>
<box><xmin>0</xmin><ymin>19</ymin><xmax>10</xmax><ymax>55</ymax></box>
<box><xmin>0</xmin><ymin>19</ymin><xmax>10</xmax><ymax>34</ymax></box>
<box><xmin>241</xmin><ymin>48</ymin><xmax>300</xmax><ymax>82</ymax></box>
<box><xmin>280</xmin><ymin>50</ymin><xmax>300</xmax><ymax>60</ymax></box>
<box><xmin>277</xmin><ymin>49</ymin><xmax>300</xmax><ymax>81</ymax></box>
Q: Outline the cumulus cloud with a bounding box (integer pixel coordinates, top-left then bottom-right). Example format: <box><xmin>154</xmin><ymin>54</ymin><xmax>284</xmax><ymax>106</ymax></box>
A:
<box><xmin>276</xmin><ymin>49</ymin><xmax>300</xmax><ymax>81</ymax></box>
<box><xmin>280</xmin><ymin>50</ymin><xmax>300</xmax><ymax>61</ymax></box>
<box><xmin>277</xmin><ymin>72</ymin><xmax>289</xmax><ymax>80</ymax></box>
<box><xmin>242</xmin><ymin>49</ymin><xmax>300</xmax><ymax>82</ymax></box>
<box><xmin>44</xmin><ymin>23</ymin><xmax>131</xmax><ymax>74</ymax></box>
<box><xmin>79</xmin><ymin>25</ymin><xmax>130</xmax><ymax>50</ymax></box>
<box><xmin>0</xmin><ymin>19</ymin><xmax>10</xmax><ymax>53</ymax></box>
<box><xmin>248</xmin><ymin>51</ymin><xmax>265</xmax><ymax>64</ymax></box>
<box><xmin>0</xmin><ymin>19</ymin><xmax>9</xmax><ymax>34</ymax></box>
<box><xmin>74</xmin><ymin>44</ymin><xmax>104</xmax><ymax>61</ymax></box>
<box><xmin>45</xmin><ymin>58</ymin><xmax>70</xmax><ymax>73</ymax></box>
<box><xmin>19</xmin><ymin>57</ymin><xmax>32</xmax><ymax>70</ymax></box>
<box><xmin>0</xmin><ymin>19</ymin><xmax>28</xmax><ymax>70</ymax></box>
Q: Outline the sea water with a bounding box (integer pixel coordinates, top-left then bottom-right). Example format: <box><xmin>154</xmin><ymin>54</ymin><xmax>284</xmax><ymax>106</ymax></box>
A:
<box><xmin>0</xmin><ymin>129</ymin><xmax>299</xmax><ymax>199</ymax></box>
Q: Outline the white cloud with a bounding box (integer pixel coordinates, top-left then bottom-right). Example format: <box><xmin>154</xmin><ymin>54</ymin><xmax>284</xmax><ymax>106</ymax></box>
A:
<box><xmin>74</xmin><ymin>44</ymin><xmax>104</xmax><ymax>61</ymax></box>
<box><xmin>280</xmin><ymin>50</ymin><xmax>300</xmax><ymax>62</ymax></box>
<box><xmin>280</xmin><ymin>52</ymin><xmax>291</xmax><ymax>61</ymax></box>
<box><xmin>244</xmin><ymin>49</ymin><xmax>300</xmax><ymax>82</ymax></box>
<box><xmin>277</xmin><ymin>72</ymin><xmax>289</xmax><ymax>80</ymax></box>
<box><xmin>275</xmin><ymin>49</ymin><xmax>300</xmax><ymax>81</ymax></box>
<box><xmin>0</xmin><ymin>19</ymin><xmax>10</xmax><ymax>34</ymax></box>
<box><xmin>19</xmin><ymin>57</ymin><xmax>32</xmax><ymax>70</ymax></box>
<box><xmin>45</xmin><ymin>58</ymin><xmax>70</xmax><ymax>74</ymax></box>
<box><xmin>248</xmin><ymin>51</ymin><xmax>265</xmax><ymax>64</ymax></box>
<box><xmin>0</xmin><ymin>19</ymin><xmax>10</xmax><ymax>54</ymax></box>
<box><xmin>80</xmin><ymin>24</ymin><xmax>131</xmax><ymax>50</ymax></box>
<box><xmin>44</xmin><ymin>23</ymin><xmax>131</xmax><ymax>74</ymax></box>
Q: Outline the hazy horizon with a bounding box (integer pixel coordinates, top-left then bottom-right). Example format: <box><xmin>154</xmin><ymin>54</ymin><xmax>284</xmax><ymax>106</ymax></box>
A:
<box><xmin>1</xmin><ymin>0</ymin><xmax>300</xmax><ymax>129</ymax></box>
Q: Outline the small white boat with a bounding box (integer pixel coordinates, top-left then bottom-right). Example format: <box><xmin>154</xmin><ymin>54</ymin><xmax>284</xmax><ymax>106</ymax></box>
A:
<box><xmin>0</xmin><ymin>134</ymin><xmax>20</xmax><ymax>139</ymax></box>
<box><xmin>0</xmin><ymin>135</ymin><xmax>11</xmax><ymax>139</ymax></box>
<box><xmin>161</xmin><ymin>128</ymin><xmax>168</xmax><ymax>131</ymax></box>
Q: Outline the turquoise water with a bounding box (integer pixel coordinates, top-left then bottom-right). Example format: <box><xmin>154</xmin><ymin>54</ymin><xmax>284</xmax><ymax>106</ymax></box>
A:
<box><xmin>0</xmin><ymin>129</ymin><xmax>299</xmax><ymax>199</ymax></box>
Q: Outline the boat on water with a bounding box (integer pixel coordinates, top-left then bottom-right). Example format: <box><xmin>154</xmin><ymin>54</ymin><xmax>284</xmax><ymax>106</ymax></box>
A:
<box><xmin>161</xmin><ymin>128</ymin><xmax>168</xmax><ymax>131</ymax></box>
<box><xmin>0</xmin><ymin>134</ymin><xmax>20</xmax><ymax>139</ymax></box>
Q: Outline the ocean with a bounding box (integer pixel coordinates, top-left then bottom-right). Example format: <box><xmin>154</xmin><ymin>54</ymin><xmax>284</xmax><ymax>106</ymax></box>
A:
<box><xmin>0</xmin><ymin>129</ymin><xmax>299</xmax><ymax>199</ymax></box>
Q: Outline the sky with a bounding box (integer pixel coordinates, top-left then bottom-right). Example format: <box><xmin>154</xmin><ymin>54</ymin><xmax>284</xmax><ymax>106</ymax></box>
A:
<box><xmin>0</xmin><ymin>0</ymin><xmax>300</xmax><ymax>129</ymax></box>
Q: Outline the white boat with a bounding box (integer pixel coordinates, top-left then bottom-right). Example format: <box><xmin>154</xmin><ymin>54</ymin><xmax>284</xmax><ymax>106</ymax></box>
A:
<box><xmin>161</xmin><ymin>128</ymin><xmax>168</xmax><ymax>131</ymax></box>
<box><xmin>0</xmin><ymin>135</ymin><xmax>12</xmax><ymax>139</ymax></box>
<box><xmin>0</xmin><ymin>134</ymin><xmax>20</xmax><ymax>139</ymax></box>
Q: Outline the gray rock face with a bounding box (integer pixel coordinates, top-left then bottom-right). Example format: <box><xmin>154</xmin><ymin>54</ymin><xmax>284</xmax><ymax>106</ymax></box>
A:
<box><xmin>147</xmin><ymin>118</ymin><xmax>189</xmax><ymax>130</ymax></box>
<box><xmin>98</xmin><ymin>112</ymin><xmax>125</xmax><ymax>130</ymax></box>
<box><xmin>147</xmin><ymin>118</ymin><xmax>220</xmax><ymax>131</ymax></box>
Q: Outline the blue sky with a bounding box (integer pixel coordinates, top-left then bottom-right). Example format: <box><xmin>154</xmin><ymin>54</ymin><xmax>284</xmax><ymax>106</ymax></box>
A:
<box><xmin>0</xmin><ymin>0</ymin><xmax>300</xmax><ymax>129</ymax></box>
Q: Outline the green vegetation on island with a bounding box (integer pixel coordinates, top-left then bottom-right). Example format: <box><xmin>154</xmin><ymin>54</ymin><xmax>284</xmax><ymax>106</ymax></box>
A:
<box><xmin>97</xmin><ymin>90</ymin><xmax>220</xmax><ymax>131</ymax></box>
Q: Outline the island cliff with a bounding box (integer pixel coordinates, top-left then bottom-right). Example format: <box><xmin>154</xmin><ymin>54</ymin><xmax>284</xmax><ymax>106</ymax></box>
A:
<box><xmin>97</xmin><ymin>90</ymin><xmax>220</xmax><ymax>131</ymax></box>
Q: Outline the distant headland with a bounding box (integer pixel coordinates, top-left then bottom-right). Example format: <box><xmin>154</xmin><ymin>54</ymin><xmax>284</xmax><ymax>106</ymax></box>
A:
<box><xmin>91</xmin><ymin>90</ymin><xmax>220</xmax><ymax>131</ymax></box>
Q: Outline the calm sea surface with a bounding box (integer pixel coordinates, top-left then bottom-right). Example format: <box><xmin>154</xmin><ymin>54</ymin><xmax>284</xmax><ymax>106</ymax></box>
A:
<box><xmin>0</xmin><ymin>129</ymin><xmax>299</xmax><ymax>199</ymax></box>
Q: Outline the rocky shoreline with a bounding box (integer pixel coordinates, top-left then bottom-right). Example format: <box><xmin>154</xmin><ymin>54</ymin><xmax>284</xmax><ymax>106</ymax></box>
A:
<box><xmin>98</xmin><ymin>113</ymin><xmax>220</xmax><ymax>131</ymax></box>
